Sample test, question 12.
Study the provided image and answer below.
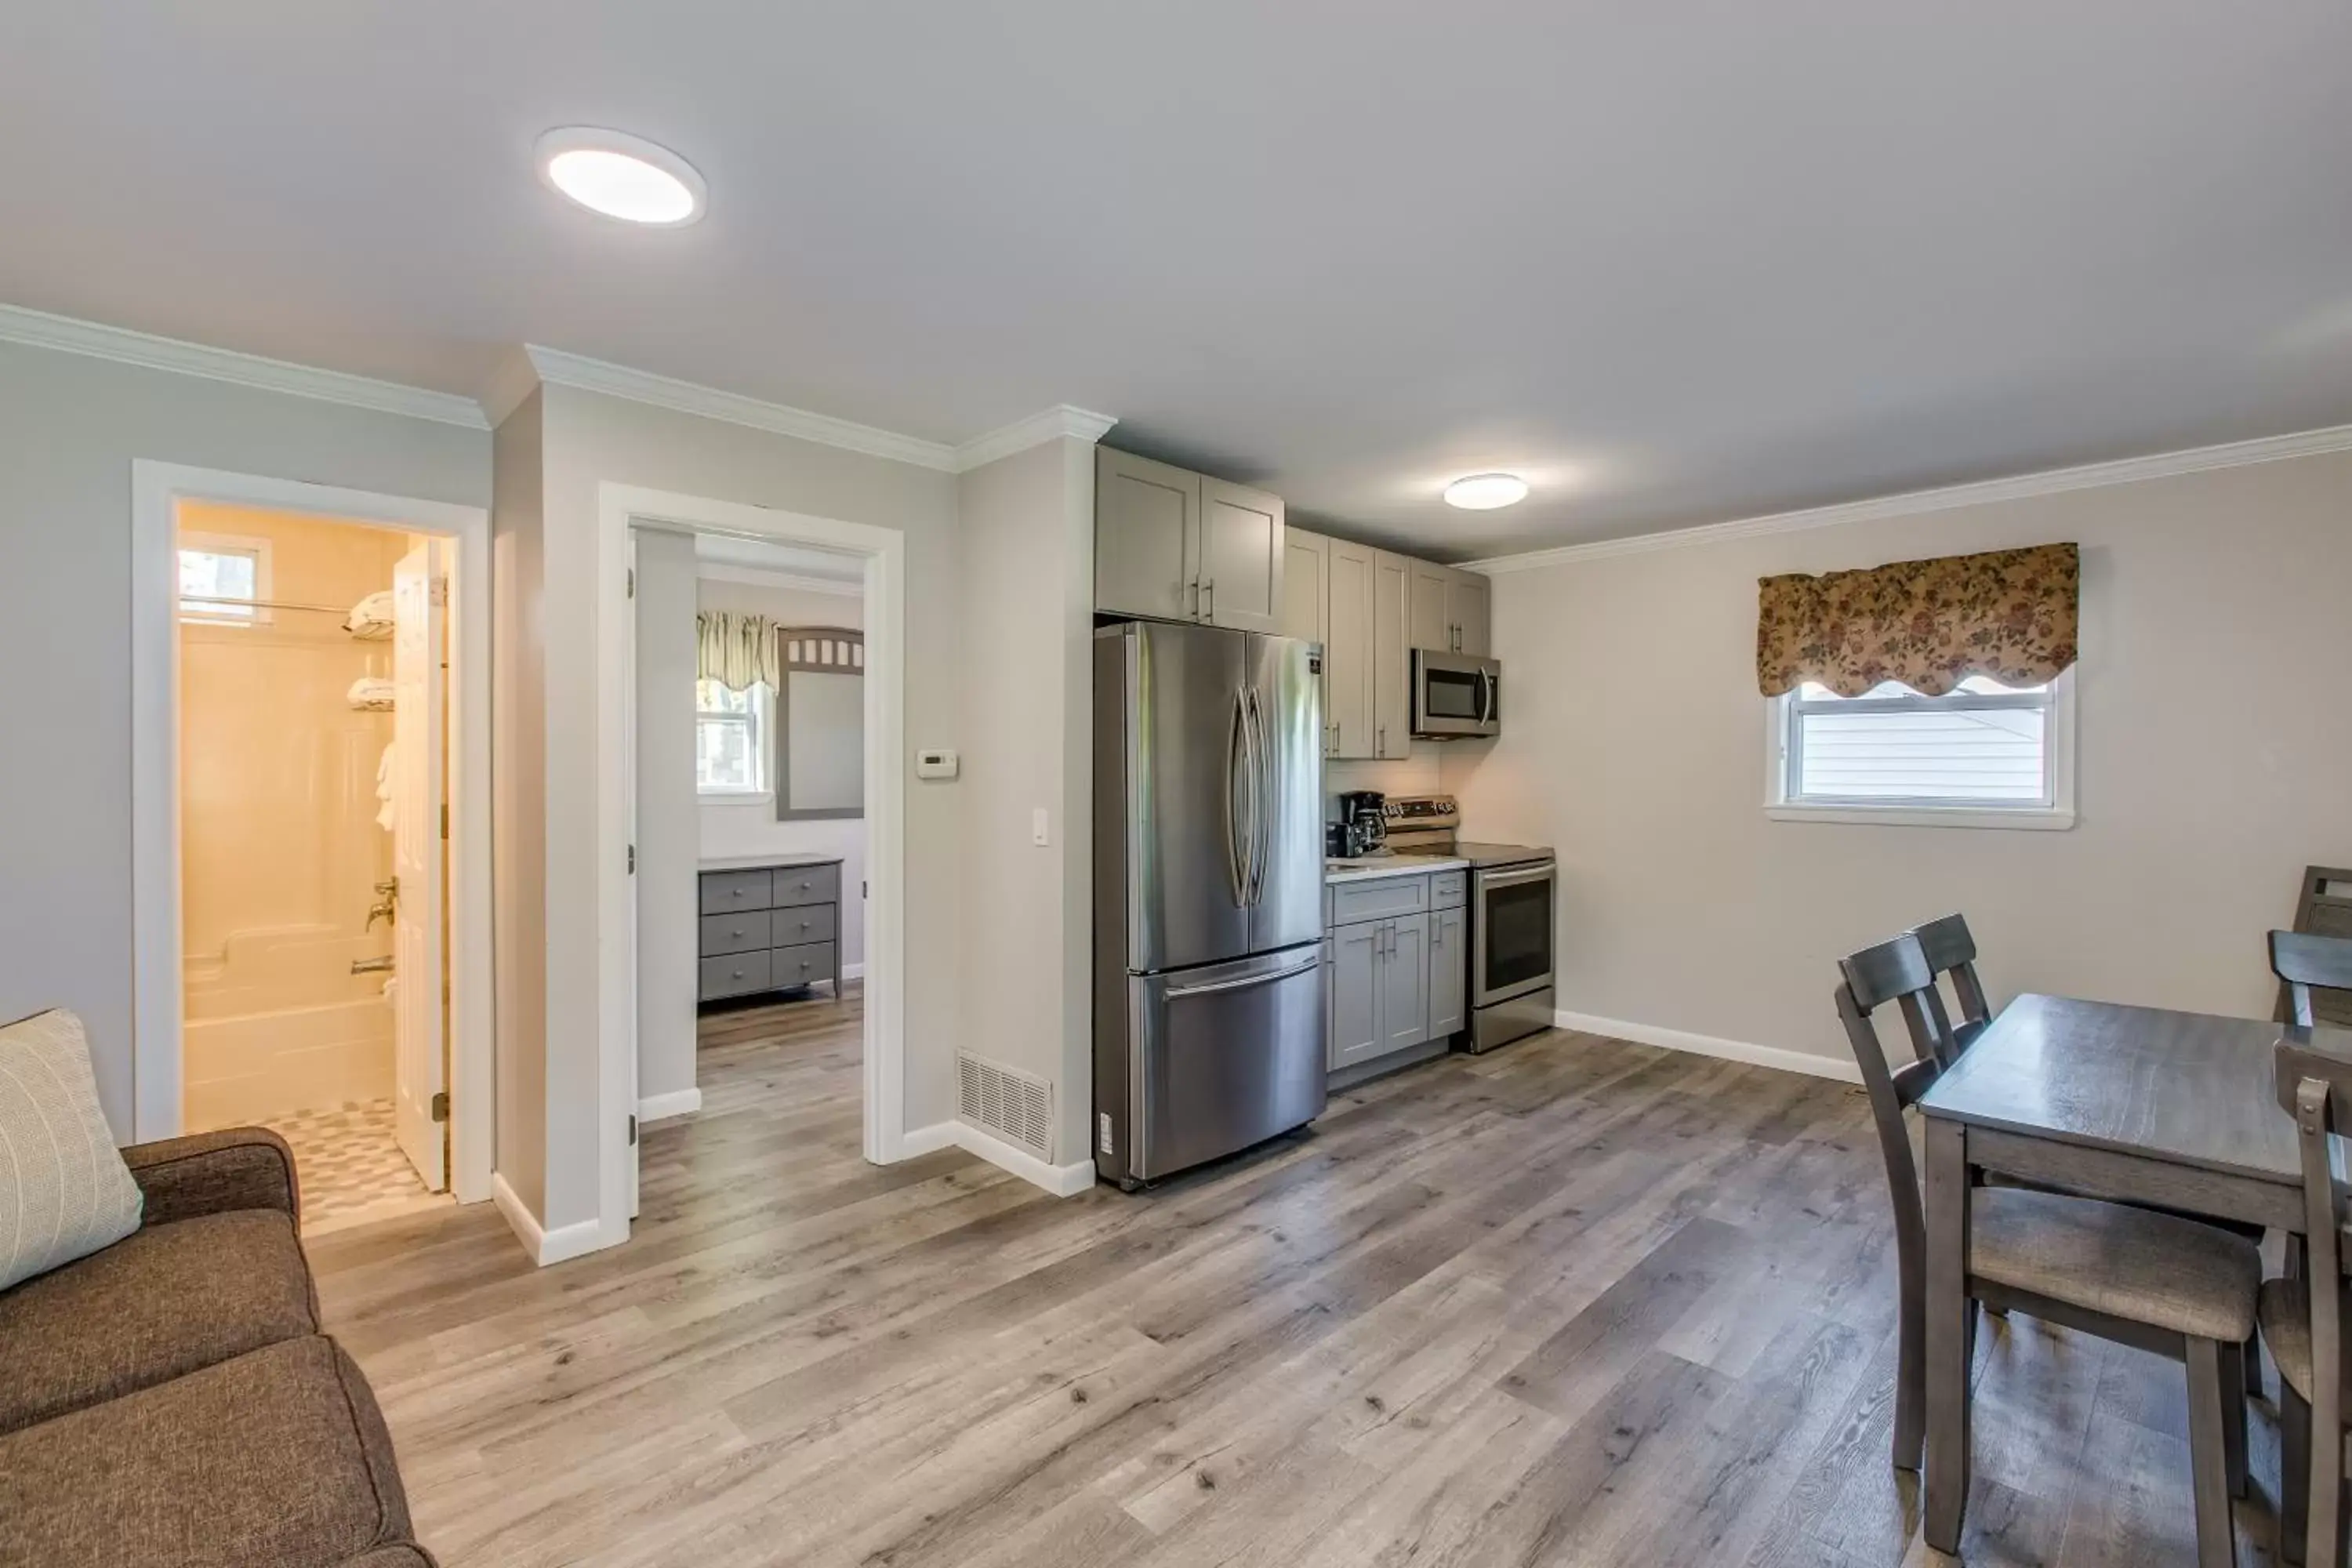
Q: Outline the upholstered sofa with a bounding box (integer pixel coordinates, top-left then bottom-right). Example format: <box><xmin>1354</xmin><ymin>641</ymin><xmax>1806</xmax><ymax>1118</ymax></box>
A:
<box><xmin>0</xmin><ymin>1127</ymin><xmax>434</xmax><ymax>1567</ymax></box>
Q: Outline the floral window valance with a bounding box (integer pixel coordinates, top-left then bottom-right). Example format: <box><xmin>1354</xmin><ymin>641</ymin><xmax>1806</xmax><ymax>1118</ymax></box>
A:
<box><xmin>696</xmin><ymin>611</ymin><xmax>782</xmax><ymax>691</ymax></box>
<box><xmin>1756</xmin><ymin>542</ymin><xmax>2078</xmax><ymax>698</ymax></box>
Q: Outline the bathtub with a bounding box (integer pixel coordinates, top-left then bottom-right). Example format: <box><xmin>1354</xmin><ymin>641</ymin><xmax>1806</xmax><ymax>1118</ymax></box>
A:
<box><xmin>183</xmin><ymin>925</ymin><xmax>395</xmax><ymax>1132</ymax></box>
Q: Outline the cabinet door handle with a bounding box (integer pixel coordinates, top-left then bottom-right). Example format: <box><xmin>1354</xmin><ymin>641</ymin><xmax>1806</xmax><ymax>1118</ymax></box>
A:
<box><xmin>1202</xmin><ymin>578</ymin><xmax>1215</xmax><ymax>622</ymax></box>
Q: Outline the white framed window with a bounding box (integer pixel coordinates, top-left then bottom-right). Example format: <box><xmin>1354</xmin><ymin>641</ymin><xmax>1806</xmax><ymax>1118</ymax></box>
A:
<box><xmin>176</xmin><ymin>532</ymin><xmax>274</xmax><ymax>625</ymax></box>
<box><xmin>1765</xmin><ymin>670</ymin><xmax>2074</xmax><ymax>829</ymax></box>
<box><xmin>696</xmin><ymin>678</ymin><xmax>771</xmax><ymax>797</ymax></box>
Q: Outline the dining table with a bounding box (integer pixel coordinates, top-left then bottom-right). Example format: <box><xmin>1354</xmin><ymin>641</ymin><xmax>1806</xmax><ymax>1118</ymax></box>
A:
<box><xmin>1916</xmin><ymin>991</ymin><xmax>2352</xmax><ymax>1555</ymax></box>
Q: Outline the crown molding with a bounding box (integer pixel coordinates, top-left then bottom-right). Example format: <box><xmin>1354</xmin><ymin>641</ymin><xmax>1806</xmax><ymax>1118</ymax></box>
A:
<box><xmin>520</xmin><ymin>344</ymin><xmax>961</xmax><ymax>470</ymax></box>
<box><xmin>0</xmin><ymin>302</ymin><xmax>489</xmax><ymax>430</ymax></box>
<box><xmin>1462</xmin><ymin>421</ymin><xmax>2352</xmax><ymax>575</ymax></box>
<box><xmin>951</xmin><ymin>404</ymin><xmax>1119</xmax><ymax>471</ymax></box>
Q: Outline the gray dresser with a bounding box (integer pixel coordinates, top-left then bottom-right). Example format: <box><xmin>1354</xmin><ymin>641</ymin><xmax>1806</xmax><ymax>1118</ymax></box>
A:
<box><xmin>697</xmin><ymin>855</ymin><xmax>844</xmax><ymax>1003</ymax></box>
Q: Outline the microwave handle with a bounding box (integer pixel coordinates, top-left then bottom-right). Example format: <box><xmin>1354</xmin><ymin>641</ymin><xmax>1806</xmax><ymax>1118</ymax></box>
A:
<box><xmin>1478</xmin><ymin>667</ymin><xmax>1495</xmax><ymax>725</ymax></box>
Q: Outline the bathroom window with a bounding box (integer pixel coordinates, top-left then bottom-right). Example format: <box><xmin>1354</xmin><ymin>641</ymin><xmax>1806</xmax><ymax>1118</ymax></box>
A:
<box><xmin>696</xmin><ymin>679</ymin><xmax>771</xmax><ymax>797</ymax></box>
<box><xmin>177</xmin><ymin>533</ymin><xmax>273</xmax><ymax>625</ymax></box>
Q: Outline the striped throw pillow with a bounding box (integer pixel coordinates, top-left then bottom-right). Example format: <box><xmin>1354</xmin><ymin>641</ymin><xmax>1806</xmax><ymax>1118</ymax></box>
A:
<box><xmin>1</xmin><ymin>1009</ymin><xmax>143</xmax><ymax>1290</ymax></box>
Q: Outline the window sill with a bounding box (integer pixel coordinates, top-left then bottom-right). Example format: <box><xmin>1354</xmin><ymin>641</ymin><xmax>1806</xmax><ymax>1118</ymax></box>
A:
<box><xmin>1765</xmin><ymin>802</ymin><xmax>2075</xmax><ymax>832</ymax></box>
<box><xmin>699</xmin><ymin>790</ymin><xmax>775</xmax><ymax>808</ymax></box>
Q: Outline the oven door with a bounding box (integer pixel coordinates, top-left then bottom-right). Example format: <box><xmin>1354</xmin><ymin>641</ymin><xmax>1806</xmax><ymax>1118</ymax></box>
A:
<box><xmin>1411</xmin><ymin>651</ymin><xmax>1499</xmax><ymax>739</ymax></box>
<box><xmin>1472</xmin><ymin>861</ymin><xmax>1555</xmax><ymax>1006</ymax></box>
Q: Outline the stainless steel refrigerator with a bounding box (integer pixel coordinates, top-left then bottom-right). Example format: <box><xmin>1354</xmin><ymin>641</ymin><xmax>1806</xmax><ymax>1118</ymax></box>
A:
<box><xmin>1093</xmin><ymin>620</ymin><xmax>1327</xmax><ymax>1188</ymax></box>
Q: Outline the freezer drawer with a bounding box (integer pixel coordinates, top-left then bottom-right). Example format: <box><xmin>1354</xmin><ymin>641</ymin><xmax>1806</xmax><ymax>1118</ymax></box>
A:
<box><xmin>1109</xmin><ymin>945</ymin><xmax>1327</xmax><ymax>1185</ymax></box>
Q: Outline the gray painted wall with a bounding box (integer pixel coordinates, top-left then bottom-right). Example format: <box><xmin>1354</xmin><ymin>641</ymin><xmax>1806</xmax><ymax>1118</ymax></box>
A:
<box><xmin>633</xmin><ymin>528</ymin><xmax>701</xmax><ymax>1108</ymax></box>
<box><xmin>1444</xmin><ymin>447</ymin><xmax>2352</xmax><ymax>1068</ymax></box>
<box><xmin>0</xmin><ymin>340</ymin><xmax>489</xmax><ymax>1139</ymax></box>
<box><xmin>491</xmin><ymin>390</ymin><xmax>547</xmax><ymax>1214</ymax></box>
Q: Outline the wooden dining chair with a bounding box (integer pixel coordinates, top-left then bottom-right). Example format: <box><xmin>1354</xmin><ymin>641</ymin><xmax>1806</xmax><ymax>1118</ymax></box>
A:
<box><xmin>2274</xmin><ymin>931</ymin><xmax>2352</xmax><ymax>1031</ymax></box>
<box><xmin>1910</xmin><ymin>912</ymin><xmax>1994</xmax><ymax>1058</ymax></box>
<box><xmin>2262</xmin><ymin>1038</ymin><xmax>2352</xmax><ymax>1567</ymax></box>
<box><xmin>1838</xmin><ymin>933</ymin><xmax>2261</xmax><ymax>1566</ymax></box>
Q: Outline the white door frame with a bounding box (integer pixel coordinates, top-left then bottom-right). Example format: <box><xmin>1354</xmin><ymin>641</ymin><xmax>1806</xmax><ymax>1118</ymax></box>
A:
<box><xmin>596</xmin><ymin>483</ymin><xmax>906</xmax><ymax>1244</ymax></box>
<box><xmin>130</xmin><ymin>461</ymin><xmax>495</xmax><ymax>1205</ymax></box>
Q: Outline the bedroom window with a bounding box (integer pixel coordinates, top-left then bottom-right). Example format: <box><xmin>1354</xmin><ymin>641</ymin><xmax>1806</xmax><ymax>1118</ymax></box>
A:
<box><xmin>1766</xmin><ymin>670</ymin><xmax>2074</xmax><ymax>829</ymax></box>
<box><xmin>695</xmin><ymin>679</ymin><xmax>771</xmax><ymax>797</ymax></box>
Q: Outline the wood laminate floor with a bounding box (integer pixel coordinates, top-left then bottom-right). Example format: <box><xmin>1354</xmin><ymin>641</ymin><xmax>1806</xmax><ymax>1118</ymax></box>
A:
<box><xmin>310</xmin><ymin>991</ymin><xmax>2288</xmax><ymax>1566</ymax></box>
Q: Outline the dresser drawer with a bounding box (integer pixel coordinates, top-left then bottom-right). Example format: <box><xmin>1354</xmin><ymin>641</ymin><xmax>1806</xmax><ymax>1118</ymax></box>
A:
<box><xmin>700</xmin><ymin>870</ymin><xmax>773</xmax><ymax>915</ymax></box>
<box><xmin>699</xmin><ymin>949</ymin><xmax>771</xmax><ymax>1000</ymax></box>
<box><xmin>771</xmin><ymin>864</ymin><xmax>840</xmax><ymax>909</ymax></box>
<box><xmin>1431</xmin><ymin>870</ymin><xmax>1467</xmax><ymax>910</ymax></box>
<box><xmin>700</xmin><ymin>912</ymin><xmax>772</xmax><ymax>957</ymax></box>
<box><xmin>770</xmin><ymin>904</ymin><xmax>837</xmax><ymax>948</ymax></box>
<box><xmin>768</xmin><ymin>942</ymin><xmax>836</xmax><ymax>992</ymax></box>
<box><xmin>1328</xmin><ymin>874</ymin><xmax>1428</xmax><ymax>927</ymax></box>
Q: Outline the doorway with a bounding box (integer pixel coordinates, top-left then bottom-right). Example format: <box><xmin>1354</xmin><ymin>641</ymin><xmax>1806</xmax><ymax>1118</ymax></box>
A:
<box><xmin>131</xmin><ymin>463</ymin><xmax>493</xmax><ymax>1217</ymax></box>
<box><xmin>599</xmin><ymin>483</ymin><xmax>909</xmax><ymax>1247</ymax></box>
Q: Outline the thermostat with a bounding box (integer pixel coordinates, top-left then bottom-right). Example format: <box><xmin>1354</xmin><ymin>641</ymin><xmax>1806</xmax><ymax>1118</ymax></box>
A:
<box><xmin>914</xmin><ymin>748</ymin><xmax>960</xmax><ymax>780</ymax></box>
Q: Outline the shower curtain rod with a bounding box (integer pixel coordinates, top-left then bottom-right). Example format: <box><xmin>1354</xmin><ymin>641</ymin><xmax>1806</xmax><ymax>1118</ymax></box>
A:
<box><xmin>179</xmin><ymin>593</ymin><xmax>362</xmax><ymax>615</ymax></box>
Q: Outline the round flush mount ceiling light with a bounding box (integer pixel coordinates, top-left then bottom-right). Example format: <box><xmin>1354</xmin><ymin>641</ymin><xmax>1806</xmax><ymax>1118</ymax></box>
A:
<box><xmin>1443</xmin><ymin>473</ymin><xmax>1530</xmax><ymax>510</ymax></box>
<box><xmin>535</xmin><ymin>128</ymin><xmax>706</xmax><ymax>227</ymax></box>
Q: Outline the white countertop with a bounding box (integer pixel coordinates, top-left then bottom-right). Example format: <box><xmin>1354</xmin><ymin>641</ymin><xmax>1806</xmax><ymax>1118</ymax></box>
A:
<box><xmin>1323</xmin><ymin>855</ymin><xmax>1469</xmax><ymax>885</ymax></box>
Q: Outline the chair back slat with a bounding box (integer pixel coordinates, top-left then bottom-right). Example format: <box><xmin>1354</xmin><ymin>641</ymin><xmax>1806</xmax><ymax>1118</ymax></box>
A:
<box><xmin>1912</xmin><ymin>913</ymin><xmax>1993</xmax><ymax>1034</ymax></box>
<box><xmin>2277</xmin><ymin>1036</ymin><xmax>2352</xmax><ymax>1526</ymax></box>
<box><xmin>2273</xmin><ymin>931</ymin><xmax>2352</xmax><ymax>1030</ymax></box>
<box><xmin>1835</xmin><ymin>931</ymin><xmax>1951</xmax><ymax>1305</ymax></box>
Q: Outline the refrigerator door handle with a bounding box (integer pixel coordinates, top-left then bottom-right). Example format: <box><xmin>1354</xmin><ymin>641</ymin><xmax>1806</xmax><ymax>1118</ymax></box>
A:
<box><xmin>1163</xmin><ymin>954</ymin><xmax>1322</xmax><ymax>1000</ymax></box>
<box><xmin>1225</xmin><ymin>689</ymin><xmax>1250</xmax><ymax>906</ymax></box>
<box><xmin>1245</xmin><ymin>686</ymin><xmax>1270</xmax><ymax>906</ymax></box>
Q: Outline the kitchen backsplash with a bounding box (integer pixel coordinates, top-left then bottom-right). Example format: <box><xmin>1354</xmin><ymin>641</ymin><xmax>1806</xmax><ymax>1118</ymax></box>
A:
<box><xmin>1323</xmin><ymin>744</ymin><xmax>1444</xmax><ymax>820</ymax></box>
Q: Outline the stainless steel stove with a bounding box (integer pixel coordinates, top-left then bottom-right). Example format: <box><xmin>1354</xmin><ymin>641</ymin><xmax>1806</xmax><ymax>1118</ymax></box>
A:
<box><xmin>1382</xmin><ymin>796</ymin><xmax>1556</xmax><ymax>1052</ymax></box>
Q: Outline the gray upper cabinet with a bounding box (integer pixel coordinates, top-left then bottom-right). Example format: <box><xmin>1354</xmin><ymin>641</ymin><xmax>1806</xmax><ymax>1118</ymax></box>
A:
<box><xmin>1196</xmin><ymin>477</ymin><xmax>1284</xmax><ymax>633</ymax></box>
<box><xmin>1279</xmin><ymin>528</ymin><xmax>1327</xmax><ymax>645</ymax></box>
<box><xmin>1428</xmin><ymin>906</ymin><xmax>1467</xmax><ymax>1038</ymax></box>
<box><xmin>1324</xmin><ymin>538</ymin><xmax>1376</xmax><ymax>760</ymax></box>
<box><xmin>1410</xmin><ymin>560</ymin><xmax>1493</xmax><ymax>656</ymax></box>
<box><xmin>1094</xmin><ymin>449</ymin><xmax>1284</xmax><ymax>633</ymax></box>
<box><xmin>1096</xmin><ymin>448</ymin><xmax>1196</xmax><ymax>623</ymax></box>
<box><xmin>1407</xmin><ymin>560</ymin><xmax>1452</xmax><ymax>654</ymax></box>
<box><xmin>1450</xmin><ymin>572</ymin><xmax>1491</xmax><ymax>658</ymax></box>
<box><xmin>1373</xmin><ymin>551</ymin><xmax>1413</xmax><ymax>759</ymax></box>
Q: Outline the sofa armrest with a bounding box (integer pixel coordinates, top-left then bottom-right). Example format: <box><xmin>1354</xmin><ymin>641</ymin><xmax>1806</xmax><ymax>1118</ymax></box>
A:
<box><xmin>122</xmin><ymin>1127</ymin><xmax>300</xmax><ymax>1226</ymax></box>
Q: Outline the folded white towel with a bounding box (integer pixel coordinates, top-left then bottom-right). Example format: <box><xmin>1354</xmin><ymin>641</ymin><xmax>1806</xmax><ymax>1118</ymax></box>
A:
<box><xmin>347</xmin><ymin>677</ymin><xmax>394</xmax><ymax>710</ymax></box>
<box><xmin>375</xmin><ymin>742</ymin><xmax>397</xmax><ymax>832</ymax></box>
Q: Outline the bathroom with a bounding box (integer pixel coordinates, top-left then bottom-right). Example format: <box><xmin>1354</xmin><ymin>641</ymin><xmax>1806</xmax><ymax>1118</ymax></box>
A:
<box><xmin>176</xmin><ymin>500</ymin><xmax>453</xmax><ymax>1234</ymax></box>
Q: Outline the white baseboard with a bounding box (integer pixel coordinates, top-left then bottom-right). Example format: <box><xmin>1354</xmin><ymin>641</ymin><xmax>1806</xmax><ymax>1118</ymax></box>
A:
<box><xmin>637</xmin><ymin>1087</ymin><xmax>702</xmax><ymax>1123</ymax></box>
<box><xmin>842</xmin><ymin>961</ymin><xmax>866</xmax><ymax>982</ymax></box>
<box><xmin>934</xmin><ymin>1120</ymin><xmax>1097</xmax><ymax>1197</ymax></box>
<box><xmin>1552</xmin><ymin>1010</ymin><xmax>1860</xmax><ymax>1084</ymax></box>
<box><xmin>492</xmin><ymin>1172</ymin><xmax>615</xmax><ymax>1266</ymax></box>
<box><xmin>895</xmin><ymin>1120</ymin><xmax>961</xmax><ymax>1159</ymax></box>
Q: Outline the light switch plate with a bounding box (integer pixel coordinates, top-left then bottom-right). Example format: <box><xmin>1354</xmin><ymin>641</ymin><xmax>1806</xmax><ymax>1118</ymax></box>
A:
<box><xmin>1031</xmin><ymin>808</ymin><xmax>1051</xmax><ymax>847</ymax></box>
<box><xmin>914</xmin><ymin>748</ymin><xmax>959</xmax><ymax>780</ymax></box>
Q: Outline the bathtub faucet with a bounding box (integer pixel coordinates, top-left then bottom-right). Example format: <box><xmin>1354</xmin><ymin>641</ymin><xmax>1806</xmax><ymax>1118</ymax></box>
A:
<box><xmin>351</xmin><ymin>956</ymin><xmax>394</xmax><ymax>975</ymax></box>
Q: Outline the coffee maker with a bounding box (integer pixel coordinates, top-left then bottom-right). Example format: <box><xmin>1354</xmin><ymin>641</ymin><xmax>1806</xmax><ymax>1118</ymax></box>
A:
<box><xmin>1333</xmin><ymin>790</ymin><xmax>1388</xmax><ymax>858</ymax></box>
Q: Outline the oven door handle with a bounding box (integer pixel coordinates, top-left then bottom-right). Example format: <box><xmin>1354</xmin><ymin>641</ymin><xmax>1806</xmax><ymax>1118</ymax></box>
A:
<box><xmin>1479</xmin><ymin>863</ymin><xmax>1554</xmax><ymax>891</ymax></box>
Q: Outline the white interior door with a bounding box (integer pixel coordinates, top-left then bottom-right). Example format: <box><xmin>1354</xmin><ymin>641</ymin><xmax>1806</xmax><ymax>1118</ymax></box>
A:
<box><xmin>392</xmin><ymin>541</ymin><xmax>448</xmax><ymax>1192</ymax></box>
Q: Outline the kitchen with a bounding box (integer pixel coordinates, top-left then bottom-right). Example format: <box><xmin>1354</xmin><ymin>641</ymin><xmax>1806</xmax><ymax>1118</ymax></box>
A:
<box><xmin>1090</xmin><ymin>448</ymin><xmax>1553</xmax><ymax>1188</ymax></box>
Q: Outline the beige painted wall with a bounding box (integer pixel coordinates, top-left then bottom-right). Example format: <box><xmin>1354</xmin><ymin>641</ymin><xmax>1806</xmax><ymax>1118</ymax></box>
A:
<box><xmin>491</xmin><ymin>390</ymin><xmax>549</xmax><ymax>1214</ymax></box>
<box><xmin>499</xmin><ymin>383</ymin><xmax>964</xmax><ymax>1235</ymax></box>
<box><xmin>1443</xmin><ymin>448</ymin><xmax>2352</xmax><ymax>1069</ymax></box>
<box><xmin>177</xmin><ymin>504</ymin><xmax>409</xmax><ymax>1127</ymax></box>
<box><xmin>0</xmin><ymin>339</ymin><xmax>489</xmax><ymax>1139</ymax></box>
<box><xmin>953</xmin><ymin>437</ymin><xmax>1095</xmax><ymax>1167</ymax></box>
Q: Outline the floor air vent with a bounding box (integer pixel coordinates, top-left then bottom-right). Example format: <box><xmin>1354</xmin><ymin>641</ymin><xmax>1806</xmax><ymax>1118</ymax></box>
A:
<box><xmin>956</xmin><ymin>1051</ymin><xmax>1054</xmax><ymax>1161</ymax></box>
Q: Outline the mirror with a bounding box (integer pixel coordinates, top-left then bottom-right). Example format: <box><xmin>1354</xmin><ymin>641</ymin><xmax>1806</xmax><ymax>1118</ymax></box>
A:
<box><xmin>775</xmin><ymin>628</ymin><xmax>863</xmax><ymax>820</ymax></box>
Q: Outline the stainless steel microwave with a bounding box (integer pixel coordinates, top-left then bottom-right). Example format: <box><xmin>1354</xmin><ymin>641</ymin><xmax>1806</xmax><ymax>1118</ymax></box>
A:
<box><xmin>1410</xmin><ymin>649</ymin><xmax>1500</xmax><ymax>739</ymax></box>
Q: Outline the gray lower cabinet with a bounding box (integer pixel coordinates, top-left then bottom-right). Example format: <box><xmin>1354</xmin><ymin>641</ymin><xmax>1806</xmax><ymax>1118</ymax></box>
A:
<box><xmin>1327</xmin><ymin>909</ymin><xmax>1431</xmax><ymax>1072</ymax></box>
<box><xmin>697</xmin><ymin>858</ymin><xmax>844</xmax><ymax>1003</ymax></box>
<box><xmin>1428</xmin><ymin>906</ymin><xmax>1467</xmax><ymax>1037</ymax></box>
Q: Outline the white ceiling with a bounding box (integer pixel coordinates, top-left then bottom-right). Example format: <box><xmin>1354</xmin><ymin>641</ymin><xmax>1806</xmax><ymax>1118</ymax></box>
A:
<box><xmin>5</xmin><ymin>3</ymin><xmax>2350</xmax><ymax>559</ymax></box>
